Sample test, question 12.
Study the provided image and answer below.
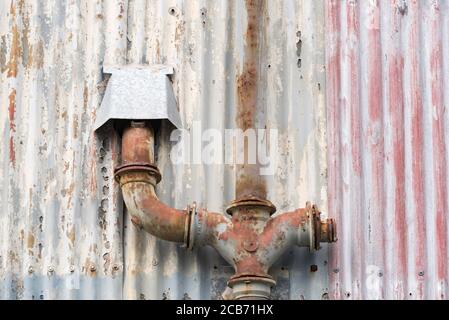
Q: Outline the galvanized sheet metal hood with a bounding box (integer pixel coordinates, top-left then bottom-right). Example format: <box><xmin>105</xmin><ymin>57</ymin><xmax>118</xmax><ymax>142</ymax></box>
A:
<box><xmin>94</xmin><ymin>64</ymin><xmax>182</xmax><ymax>131</ymax></box>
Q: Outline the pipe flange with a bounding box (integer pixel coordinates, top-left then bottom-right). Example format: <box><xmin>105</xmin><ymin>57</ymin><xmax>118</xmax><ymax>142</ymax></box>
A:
<box><xmin>226</xmin><ymin>197</ymin><xmax>276</xmax><ymax>215</ymax></box>
<box><xmin>184</xmin><ymin>202</ymin><xmax>197</xmax><ymax>250</ymax></box>
<box><xmin>227</xmin><ymin>275</ymin><xmax>276</xmax><ymax>300</ymax></box>
<box><xmin>311</xmin><ymin>205</ymin><xmax>322</xmax><ymax>250</ymax></box>
<box><xmin>304</xmin><ymin>202</ymin><xmax>321</xmax><ymax>251</ymax></box>
<box><xmin>114</xmin><ymin>162</ymin><xmax>162</xmax><ymax>184</ymax></box>
<box><xmin>184</xmin><ymin>202</ymin><xmax>207</xmax><ymax>250</ymax></box>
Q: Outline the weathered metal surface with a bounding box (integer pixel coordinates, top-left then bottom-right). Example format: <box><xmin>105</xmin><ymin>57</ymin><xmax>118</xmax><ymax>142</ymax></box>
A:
<box><xmin>326</xmin><ymin>0</ymin><xmax>449</xmax><ymax>299</ymax></box>
<box><xmin>0</xmin><ymin>0</ymin><xmax>329</xmax><ymax>299</ymax></box>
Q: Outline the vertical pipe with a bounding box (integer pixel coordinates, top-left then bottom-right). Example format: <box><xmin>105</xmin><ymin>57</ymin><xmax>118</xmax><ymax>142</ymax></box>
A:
<box><xmin>235</xmin><ymin>0</ymin><xmax>267</xmax><ymax>201</ymax></box>
<box><xmin>121</xmin><ymin>121</ymin><xmax>155</xmax><ymax>165</ymax></box>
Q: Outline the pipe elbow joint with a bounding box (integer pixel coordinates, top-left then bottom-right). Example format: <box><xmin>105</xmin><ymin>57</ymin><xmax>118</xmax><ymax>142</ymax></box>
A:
<box><xmin>116</xmin><ymin>166</ymin><xmax>189</xmax><ymax>244</ymax></box>
<box><xmin>116</xmin><ymin>122</ymin><xmax>193</xmax><ymax>244</ymax></box>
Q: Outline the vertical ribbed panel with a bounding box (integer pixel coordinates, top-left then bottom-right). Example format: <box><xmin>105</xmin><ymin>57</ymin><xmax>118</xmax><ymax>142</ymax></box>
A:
<box><xmin>1</xmin><ymin>0</ymin><xmax>328</xmax><ymax>300</ymax></box>
<box><xmin>326</xmin><ymin>0</ymin><xmax>449</xmax><ymax>300</ymax></box>
<box><xmin>0</xmin><ymin>0</ymin><xmax>124</xmax><ymax>299</ymax></box>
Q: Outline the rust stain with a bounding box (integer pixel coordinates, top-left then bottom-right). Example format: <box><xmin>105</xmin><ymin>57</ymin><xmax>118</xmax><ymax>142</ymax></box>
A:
<box><xmin>9</xmin><ymin>250</ymin><xmax>19</xmax><ymax>264</ymax></box>
<box><xmin>83</xmin><ymin>84</ymin><xmax>88</xmax><ymax>111</ymax></box>
<box><xmin>88</xmin><ymin>140</ymin><xmax>98</xmax><ymax>193</ymax></box>
<box><xmin>175</xmin><ymin>19</ymin><xmax>185</xmax><ymax>52</ymax></box>
<box><xmin>236</xmin><ymin>0</ymin><xmax>264</xmax><ymax>131</ymax></box>
<box><xmin>31</xmin><ymin>41</ymin><xmax>44</xmax><ymax>69</ymax></box>
<box><xmin>6</xmin><ymin>24</ymin><xmax>21</xmax><ymax>77</ymax></box>
<box><xmin>8</xmin><ymin>89</ymin><xmax>16</xmax><ymax>131</ymax></box>
<box><xmin>83</xmin><ymin>258</ymin><xmax>96</xmax><ymax>276</ymax></box>
<box><xmin>236</xmin><ymin>64</ymin><xmax>257</xmax><ymax>130</ymax></box>
<box><xmin>235</xmin><ymin>0</ymin><xmax>267</xmax><ymax>200</ymax></box>
<box><xmin>66</xmin><ymin>182</ymin><xmax>76</xmax><ymax>207</ymax></box>
<box><xmin>26</xmin><ymin>44</ymin><xmax>33</xmax><ymax>68</ymax></box>
<box><xmin>118</xmin><ymin>1</ymin><xmax>125</xmax><ymax>19</ymax></box>
<box><xmin>9</xmin><ymin>1</ymin><xmax>16</xmax><ymax>16</ymax></box>
<box><xmin>18</xmin><ymin>0</ymin><xmax>31</xmax><ymax>69</ymax></box>
<box><xmin>63</xmin><ymin>161</ymin><xmax>70</xmax><ymax>174</ymax></box>
<box><xmin>8</xmin><ymin>89</ymin><xmax>16</xmax><ymax>166</ymax></box>
<box><xmin>17</xmin><ymin>0</ymin><xmax>25</xmax><ymax>16</ymax></box>
<box><xmin>90</xmin><ymin>243</ymin><xmax>97</xmax><ymax>252</ymax></box>
<box><xmin>73</xmin><ymin>114</ymin><xmax>79</xmax><ymax>139</ymax></box>
<box><xmin>67</xmin><ymin>226</ymin><xmax>75</xmax><ymax>247</ymax></box>
<box><xmin>27</xmin><ymin>232</ymin><xmax>35</xmax><ymax>249</ymax></box>
<box><xmin>234</xmin><ymin>255</ymin><xmax>266</xmax><ymax>275</ymax></box>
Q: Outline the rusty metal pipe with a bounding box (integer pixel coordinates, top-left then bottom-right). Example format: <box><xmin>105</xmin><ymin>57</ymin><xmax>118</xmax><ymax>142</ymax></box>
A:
<box><xmin>115</xmin><ymin>122</ymin><xmax>337</xmax><ymax>300</ymax></box>
<box><xmin>235</xmin><ymin>0</ymin><xmax>267</xmax><ymax>201</ymax></box>
<box><xmin>115</xmin><ymin>122</ymin><xmax>188</xmax><ymax>243</ymax></box>
<box><xmin>188</xmin><ymin>199</ymin><xmax>336</xmax><ymax>299</ymax></box>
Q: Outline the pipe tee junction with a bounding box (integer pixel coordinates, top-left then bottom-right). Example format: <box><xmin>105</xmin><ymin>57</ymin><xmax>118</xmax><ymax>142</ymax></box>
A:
<box><xmin>115</xmin><ymin>122</ymin><xmax>336</xmax><ymax>300</ymax></box>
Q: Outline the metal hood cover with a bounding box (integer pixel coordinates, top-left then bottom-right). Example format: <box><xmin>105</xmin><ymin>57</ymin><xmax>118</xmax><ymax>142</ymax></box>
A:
<box><xmin>94</xmin><ymin>64</ymin><xmax>182</xmax><ymax>131</ymax></box>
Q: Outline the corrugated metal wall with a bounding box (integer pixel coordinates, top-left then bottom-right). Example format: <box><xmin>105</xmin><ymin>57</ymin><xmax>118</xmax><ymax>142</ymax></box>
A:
<box><xmin>2</xmin><ymin>0</ymin><xmax>448</xmax><ymax>300</ymax></box>
<box><xmin>1</xmin><ymin>0</ymin><xmax>329</xmax><ymax>299</ymax></box>
<box><xmin>326</xmin><ymin>0</ymin><xmax>449</xmax><ymax>299</ymax></box>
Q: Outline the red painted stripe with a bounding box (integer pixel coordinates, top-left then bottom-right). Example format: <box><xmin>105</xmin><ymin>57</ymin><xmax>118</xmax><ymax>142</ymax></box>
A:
<box><xmin>347</xmin><ymin>0</ymin><xmax>363</xmax><ymax>299</ymax></box>
<box><xmin>348</xmin><ymin>3</ymin><xmax>361</xmax><ymax>178</ymax></box>
<box><xmin>388</xmin><ymin>1</ymin><xmax>407</xmax><ymax>298</ymax></box>
<box><xmin>409</xmin><ymin>0</ymin><xmax>426</xmax><ymax>299</ymax></box>
<box><xmin>325</xmin><ymin>0</ymin><xmax>342</xmax><ymax>300</ymax></box>
<box><xmin>366</xmin><ymin>1</ymin><xmax>385</xmax><ymax>299</ymax></box>
<box><xmin>430</xmin><ymin>8</ymin><xmax>448</xmax><ymax>298</ymax></box>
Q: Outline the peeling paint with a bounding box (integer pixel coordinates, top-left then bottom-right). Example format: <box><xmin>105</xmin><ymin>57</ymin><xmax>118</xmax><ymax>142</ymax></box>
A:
<box><xmin>0</xmin><ymin>35</ymin><xmax>7</xmax><ymax>72</ymax></box>
<box><xmin>31</xmin><ymin>40</ymin><xmax>44</xmax><ymax>69</ymax></box>
<box><xmin>8</xmin><ymin>88</ymin><xmax>17</xmax><ymax>166</ymax></box>
<box><xmin>27</xmin><ymin>232</ymin><xmax>35</xmax><ymax>250</ymax></box>
<box><xmin>6</xmin><ymin>24</ymin><xmax>21</xmax><ymax>78</ymax></box>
